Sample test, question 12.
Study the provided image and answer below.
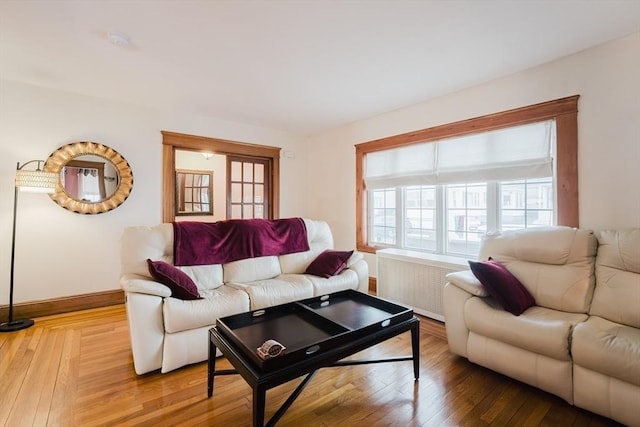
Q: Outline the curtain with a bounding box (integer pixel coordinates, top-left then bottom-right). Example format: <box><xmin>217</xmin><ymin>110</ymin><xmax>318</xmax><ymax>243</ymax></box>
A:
<box><xmin>76</xmin><ymin>169</ymin><xmax>101</xmax><ymax>202</ymax></box>
<box><xmin>64</xmin><ymin>167</ymin><xmax>79</xmax><ymax>198</ymax></box>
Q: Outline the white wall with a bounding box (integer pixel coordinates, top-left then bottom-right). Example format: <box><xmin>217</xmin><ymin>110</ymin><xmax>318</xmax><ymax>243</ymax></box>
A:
<box><xmin>0</xmin><ymin>80</ymin><xmax>308</xmax><ymax>304</ymax></box>
<box><xmin>306</xmin><ymin>33</ymin><xmax>640</xmax><ymax>273</ymax></box>
<box><xmin>1</xmin><ymin>33</ymin><xmax>638</xmax><ymax>305</ymax></box>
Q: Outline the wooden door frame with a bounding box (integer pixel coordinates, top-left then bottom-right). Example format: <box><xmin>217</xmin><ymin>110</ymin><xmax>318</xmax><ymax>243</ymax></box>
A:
<box><xmin>161</xmin><ymin>131</ymin><xmax>281</xmax><ymax>223</ymax></box>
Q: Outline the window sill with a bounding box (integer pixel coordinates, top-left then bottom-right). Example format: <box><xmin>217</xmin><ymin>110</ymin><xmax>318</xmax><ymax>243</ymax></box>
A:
<box><xmin>375</xmin><ymin>248</ymin><xmax>470</xmax><ymax>269</ymax></box>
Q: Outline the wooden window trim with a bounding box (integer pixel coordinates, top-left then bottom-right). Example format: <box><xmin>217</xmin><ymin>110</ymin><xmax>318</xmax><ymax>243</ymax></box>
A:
<box><xmin>175</xmin><ymin>169</ymin><xmax>214</xmax><ymax>216</ymax></box>
<box><xmin>162</xmin><ymin>131</ymin><xmax>281</xmax><ymax>223</ymax></box>
<box><xmin>355</xmin><ymin>95</ymin><xmax>579</xmax><ymax>254</ymax></box>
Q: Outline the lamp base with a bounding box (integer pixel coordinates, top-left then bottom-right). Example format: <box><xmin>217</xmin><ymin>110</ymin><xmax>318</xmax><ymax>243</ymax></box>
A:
<box><xmin>0</xmin><ymin>318</ymin><xmax>35</xmax><ymax>332</ymax></box>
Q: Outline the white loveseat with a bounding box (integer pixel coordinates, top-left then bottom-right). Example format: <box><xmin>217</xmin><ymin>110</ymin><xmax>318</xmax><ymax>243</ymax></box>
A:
<box><xmin>120</xmin><ymin>218</ymin><xmax>368</xmax><ymax>375</ymax></box>
<box><xmin>443</xmin><ymin>227</ymin><xmax>640</xmax><ymax>426</ymax></box>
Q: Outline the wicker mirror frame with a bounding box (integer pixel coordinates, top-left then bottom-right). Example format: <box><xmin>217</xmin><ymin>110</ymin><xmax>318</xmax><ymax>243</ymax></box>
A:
<box><xmin>44</xmin><ymin>141</ymin><xmax>133</xmax><ymax>214</ymax></box>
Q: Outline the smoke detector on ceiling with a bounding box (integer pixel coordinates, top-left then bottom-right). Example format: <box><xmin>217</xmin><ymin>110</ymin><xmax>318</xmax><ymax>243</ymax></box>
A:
<box><xmin>107</xmin><ymin>32</ymin><xmax>130</xmax><ymax>47</ymax></box>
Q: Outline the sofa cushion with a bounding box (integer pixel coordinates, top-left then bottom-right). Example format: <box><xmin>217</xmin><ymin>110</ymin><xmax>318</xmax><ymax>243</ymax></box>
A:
<box><xmin>147</xmin><ymin>259</ymin><xmax>201</xmax><ymax>300</ymax></box>
<box><xmin>306</xmin><ymin>268</ymin><xmax>358</xmax><ymax>296</ymax></box>
<box><xmin>163</xmin><ymin>285</ymin><xmax>250</xmax><ymax>333</ymax></box>
<box><xmin>468</xmin><ymin>259</ymin><xmax>535</xmax><ymax>315</ymax></box>
<box><xmin>465</xmin><ymin>298</ymin><xmax>587</xmax><ymax>360</ymax></box>
<box><xmin>591</xmin><ymin>229</ymin><xmax>640</xmax><ymax>328</ymax></box>
<box><xmin>178</xmin><ymin>264</ymin><xmax>224</xmax><ymax>290</ymax></box>
<box><xmin>223</xmin><ymin>255</ymin><xmax>281</xmax><ymax>283</ymax></box>
<box><xmin>228</xmin><ymin>274</ymin><xmax>314</xmax><ymax>310</ymax></box>
<box><xmin>478</xmin><ymin>227</ymin><xmax>597</xmax><ymax>313</ymax></box>
<box><xmin>572</xmin><ymin>315</ymin><xmax>640</xmax><ymax>387</ymax></box>
<box><xmin>305</xmin><ymin>249</ymin><xmax>354</xmax><ymax>278</ymax></box>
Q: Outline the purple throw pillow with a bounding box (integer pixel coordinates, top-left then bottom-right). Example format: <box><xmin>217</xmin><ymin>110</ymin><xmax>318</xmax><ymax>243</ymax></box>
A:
<box><xmin>468</xmin><ymin>258</ymin><xmax>535</xmax><ymax>315</ymax></box>
<box><xmin>305</xmin><ymin>250</ymin><xmax>354</xmax><ymax>278</ymax></box>
<box><xmin>147</xmin><ymin>259</ymin><xmax>201</xmax><ymax>300</ymax></box>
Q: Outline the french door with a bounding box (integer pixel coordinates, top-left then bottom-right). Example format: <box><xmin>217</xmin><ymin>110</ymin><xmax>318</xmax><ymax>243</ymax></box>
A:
<box><xmin>227</xmin><ymin>155</ymin><xmax>271</xmax><ymax>219</ymax></box>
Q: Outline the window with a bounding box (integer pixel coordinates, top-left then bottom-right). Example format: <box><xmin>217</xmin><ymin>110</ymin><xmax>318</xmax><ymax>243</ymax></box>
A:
<box><xmin>500</xmin><ymin>178</ymin><xmax>554</xmax><ymax>231</ymax></box>
<box><xmin>355</xmin><ymin>96</ymin><xmax>579</xmax><ymax>257</ymax></box>
<box><xmin>63</xmin><ymin>159</ymin><xmax>107</xmax><ymax>202</ymax></box>
<box><xmin>175</xmin><ymin>169</ymin><xmax>213</xmax><ymax>216</ymax></box>
<box><xmin>405</xmin><ymin>186</ymin><xmax>436</xmax><ymax>251</ymax></box>
<box><xmin>371</xmin><ymin>188</ymin><xmax>397</xmax><ymax>244</ymax></box>
<box><xmin>369</xmin><ymin>178</ymin><xmax>554</xmax><ymax>257</ymax></box>
<box><xmin>365</xmin><ymin>119</ymin><xmax>556</xmax><ymax>257</ymax></box>
<box><xmin>445</xmin><ymin>182</ymin><xmax>488</xmax><ymax>256</ymax></box>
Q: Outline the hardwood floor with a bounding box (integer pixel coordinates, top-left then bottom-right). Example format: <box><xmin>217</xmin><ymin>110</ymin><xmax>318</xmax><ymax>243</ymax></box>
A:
<box><xmin>0</xmin><ymin>305</ymin><xmax>622</xmax><ymax>427</ymax></box>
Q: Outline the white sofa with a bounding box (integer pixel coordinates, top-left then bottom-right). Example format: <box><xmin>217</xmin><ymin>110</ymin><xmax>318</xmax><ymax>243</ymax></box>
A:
<box><xmin>120</xmin><ymin>218</ymin><xmax>369</xmax><ymax>375</ymax></box>
<box><xmin>443</xmin><ymin>227</ymin><xmax>640</xmax><ymax>426</ymax></box>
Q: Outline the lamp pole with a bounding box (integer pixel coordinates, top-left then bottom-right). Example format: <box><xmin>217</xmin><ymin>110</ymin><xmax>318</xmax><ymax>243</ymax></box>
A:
<box><xmin>1</xmin><ymin>160</ymin><xmax>53</xmax><ymax>332</ymax></box>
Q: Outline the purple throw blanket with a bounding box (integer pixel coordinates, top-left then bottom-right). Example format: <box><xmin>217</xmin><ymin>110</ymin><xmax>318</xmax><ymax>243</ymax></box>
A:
<box><xmin>173</xmin><ymin>218</ymin><xmax>309</xmax><ymax>266</ymax></box>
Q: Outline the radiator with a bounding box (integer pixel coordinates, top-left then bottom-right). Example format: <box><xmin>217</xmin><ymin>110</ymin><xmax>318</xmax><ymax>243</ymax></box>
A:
<box><xmin>376</xmin><ymin>249</ymin><xmax>468</xmax><ymax>321</ymax></box>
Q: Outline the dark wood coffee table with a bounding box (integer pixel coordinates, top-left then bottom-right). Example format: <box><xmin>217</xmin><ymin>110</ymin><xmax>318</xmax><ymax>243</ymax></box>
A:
<box><xmin>207</xmin><ymin>289</ymin><xmax>420</xmax><ymax>427</ymax></box>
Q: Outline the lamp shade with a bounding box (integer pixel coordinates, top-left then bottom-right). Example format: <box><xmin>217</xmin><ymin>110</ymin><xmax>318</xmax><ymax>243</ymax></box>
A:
<box><xmin>15</xmin><ymin>169</ymin><xmax>58</xmax><ymax>193</ymax></box>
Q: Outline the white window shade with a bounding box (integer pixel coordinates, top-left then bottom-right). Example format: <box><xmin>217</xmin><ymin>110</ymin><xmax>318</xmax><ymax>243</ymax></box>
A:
<box><xmin>365</xmin><ymin>120</ymin><xmax>555</xmax><ymax>189</ymax></box>
<box><xmin>436</xmin><ymin>120</ymin><xmax>555</xmax><ymax>184</ymax></box>
<box><xmin>365</xmin><ymin>142</ymin><xmax>436</xmax><ymax>189</ymax></box>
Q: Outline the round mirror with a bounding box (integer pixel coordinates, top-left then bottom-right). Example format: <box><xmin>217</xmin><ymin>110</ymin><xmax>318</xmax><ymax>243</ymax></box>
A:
<box><xmin>44</xmin><ymin>141</ymin><xmax>133</xmax><ymax>214</ymax></box>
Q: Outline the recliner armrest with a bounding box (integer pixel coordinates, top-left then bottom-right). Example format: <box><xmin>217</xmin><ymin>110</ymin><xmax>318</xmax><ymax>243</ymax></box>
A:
<box><xmin>344</xmin><ymin>254</ymin><xmax>369</xmax><ymax>294</ymax></box>
<box><xmin>346</xmin><ymin>250</ymin><xmax>364</xmax><ymax>268</ymax></box>
<box><xmin>121</xmin><ymin>273</ymin><xmax>171</xmax><ymax>298</ymax></box>
<box><xmin>445</xmin><ymin>270</ymin><xmax>489</xmax><ymax>297</ymax></box>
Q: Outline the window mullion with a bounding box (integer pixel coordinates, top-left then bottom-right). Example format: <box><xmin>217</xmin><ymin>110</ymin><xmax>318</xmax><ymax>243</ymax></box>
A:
<box><xmin>397</xmin><ymin>188</ymin><xmax>404</xmax><ymax>248</ymax></box>
<box><xmin>487</xmin><ymin>182</ymin><xmax>498</xmax><ymax>233</ymax></box>
<box><xmin>436</xmin><ymin>185</ymin><xmax>445</xmax><ymax>254</ymax></box>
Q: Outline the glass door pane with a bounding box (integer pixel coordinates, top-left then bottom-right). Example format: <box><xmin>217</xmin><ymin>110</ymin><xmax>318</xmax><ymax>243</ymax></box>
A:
<box><xmin>227</xmin><ymin>156</ymin><xmax>271</xmax><ymax>219</ymax></box>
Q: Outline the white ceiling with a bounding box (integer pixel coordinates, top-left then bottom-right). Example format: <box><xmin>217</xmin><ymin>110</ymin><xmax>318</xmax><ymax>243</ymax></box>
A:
<box><xmin>1</xmin><ymin>1</ymin><xmax>639</xmax><ymax>136</ymax></box>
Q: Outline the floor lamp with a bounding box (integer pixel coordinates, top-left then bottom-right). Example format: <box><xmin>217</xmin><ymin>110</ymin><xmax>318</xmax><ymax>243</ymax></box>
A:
<box><xmin>0</xmin><ymin>160</ymin><xmax>57</xmax><ymax>332</ymax></box>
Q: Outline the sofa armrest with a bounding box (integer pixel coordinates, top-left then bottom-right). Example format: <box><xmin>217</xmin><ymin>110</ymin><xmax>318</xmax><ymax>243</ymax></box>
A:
<box><xmin>121</xmin><ymin>273</ymin><xmax>172</xmax><ymax>298</ymax></box>
<box><xmin>346</xmin><ymin>250</ymin><xmax>364</xmax><ymax>268</ymax></box>
<box><xmin>443</xmin><ymin>283</ymin><xmax>474</xmax><ymax>358</ymax></box>
<box><xmin>443</xmin><ymin>271</ymin><xmax>488</xmax><ymax>358</ymax></box>
<box><xmin>346</xmin><ymin>255</ymin><xmax>369</xmax><ymax>293</ymax></box>
<box><xmin>446</xmin><ymin>270</ymin><xmax>489</xmax><ymax>297</ymax></box>
<box><xmin>124</xmin><ymin>291</ymin><xmax>165</xmax><ymax>374</ymax></box>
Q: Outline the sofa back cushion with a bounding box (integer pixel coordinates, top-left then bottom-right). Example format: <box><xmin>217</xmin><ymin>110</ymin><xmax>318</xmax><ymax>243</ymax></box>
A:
<box><xmin>279</xmin><ymin>219</ymin><xmax>334</xmax><ymax>274</ymax></box>
<box><xmin>591</xmin><ymin>229</ymin><xmax>640</xmax><ymax>328</ymax></box>
<box><xmin>479</xmin><ymin>227</ymin><xmax>597</xmax><ymax>313</ymax></box>
<box><xmin>224</xmin><ymin>256</ymin><xmax>282</xmax><ymax>283</ymax></box>
<box><xmin>178</xmin><ymin>264</ymin><xmax>224</xmax><ymax>290</ymax></box>
<box><xmin>122</xmin><ymin>224</ymin><xmax>174</xmax><ymax>277</ymax></box>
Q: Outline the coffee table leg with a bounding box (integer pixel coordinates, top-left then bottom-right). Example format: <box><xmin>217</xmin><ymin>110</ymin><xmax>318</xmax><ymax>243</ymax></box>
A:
<box><xmin>411</xmin><ymin>321</ymin><xmax>420</xmax><ymax>380</ymax></box>
<box><xmin>208</xmin><ymin>339</ymin><xmax>217</xmax><ymax>397</ymax></box>
<box><xmin>253</xmin><ymin>385</ymin><xmax>266</xmax><ymax>427</ymax></box>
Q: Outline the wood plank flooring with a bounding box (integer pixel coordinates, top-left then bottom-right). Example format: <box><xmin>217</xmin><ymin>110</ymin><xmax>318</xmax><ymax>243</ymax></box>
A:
<box><xmin>0</xmin><ymin>305</ymin><xmax>622</xmax><ymax>426</ymax></box>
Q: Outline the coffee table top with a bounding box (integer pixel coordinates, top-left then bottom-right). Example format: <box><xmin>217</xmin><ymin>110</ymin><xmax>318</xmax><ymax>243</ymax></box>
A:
<box><xmin>214</xmin><ymin>290</ymin><xmax>414</xmax><ymax>371</ymax></box>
